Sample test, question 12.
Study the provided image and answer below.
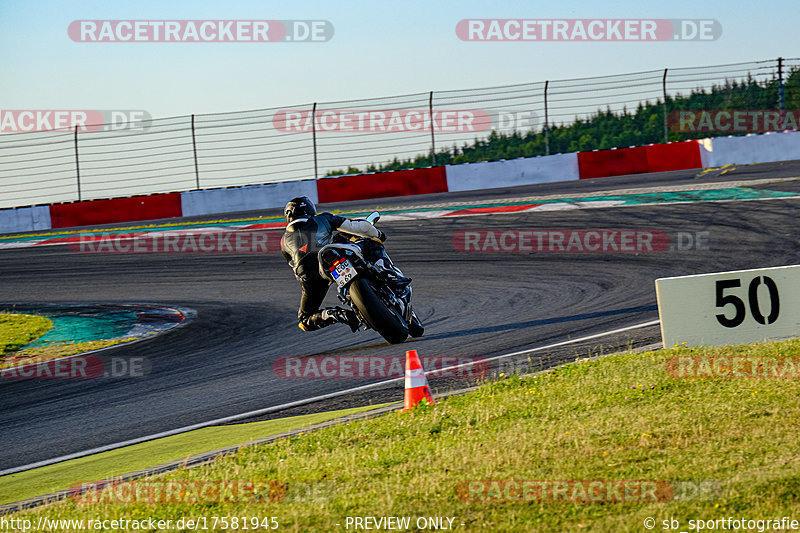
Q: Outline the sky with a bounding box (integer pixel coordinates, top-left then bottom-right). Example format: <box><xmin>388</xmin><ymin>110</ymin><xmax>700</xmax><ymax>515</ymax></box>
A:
<box><xmin>1</xmin><ymin>0</ymin><xmax>797</xmax><ymax>120</ymax></box>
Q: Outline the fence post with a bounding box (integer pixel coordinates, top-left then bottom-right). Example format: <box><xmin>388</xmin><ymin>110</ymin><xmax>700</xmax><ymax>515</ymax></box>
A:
<box><xmin>191</xmin><ymin>114</ymin><xmax>200</xmax><ymax>190</ymax></box>
<box><xmin>73</xmin><ymin>125</ymin><xmax>81</xmax><ymax>201</ymax></box>
<box><xmin>662</xmin><ymin>68</ymin><xmax>669</xmax><ymax>143</ymax></box>
<box><xmin>312</xmin><ymin>103</ymin><xmax>319</xmax><ymax>179</ymax></box>
<box><xmin>429</xmin><ymin>91</ymin><xmax>437</xmax><ymax>166</ymax></box>
<box><xmin>544</xmin><ymin>80</ymin><xmax>550</xmax><ymax>155</ymax></box>
<box><xmin>778</xmin><ymin>57</ymin><xmax>786</xmax><ymax>126</ymax></box>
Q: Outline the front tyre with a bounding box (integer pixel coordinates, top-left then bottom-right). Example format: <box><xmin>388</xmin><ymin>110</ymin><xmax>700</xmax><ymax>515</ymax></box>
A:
<box><xmin>350</xmin><ymin>278</ymin><xmax>408</xmax><ymax>344</ymax></box>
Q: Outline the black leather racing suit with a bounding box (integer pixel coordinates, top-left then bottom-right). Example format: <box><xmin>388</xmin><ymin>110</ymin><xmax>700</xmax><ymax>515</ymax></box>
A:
<box><xmin>281</xmin><ymin>213</ymin><xmax>380</xmax><ymax>331</ymax></box>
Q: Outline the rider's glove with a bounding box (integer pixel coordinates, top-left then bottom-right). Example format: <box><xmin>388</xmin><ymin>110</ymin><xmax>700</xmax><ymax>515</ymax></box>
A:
<box><xmin>376</xmin><ymin>230</ymin><xmax>387</xmax><ymax>242</ymax></box>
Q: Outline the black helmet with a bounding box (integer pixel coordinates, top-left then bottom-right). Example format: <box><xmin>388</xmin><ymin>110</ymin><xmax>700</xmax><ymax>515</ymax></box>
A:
<box><xmin>284</xmin><ymin>196</ymin><xmax>317</xmax><ymax>223</ymax></box>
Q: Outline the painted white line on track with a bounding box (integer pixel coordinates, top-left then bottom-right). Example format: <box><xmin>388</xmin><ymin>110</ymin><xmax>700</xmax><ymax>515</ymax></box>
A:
<box><xmin>431</xmin><ymin>318</ymin><xmax>661</xmax><ymax>378</ymax></box>
<box><xmin>0</xmin><ymin>317</ymin><xmax>660</xmax><ymax>477</ymax></box>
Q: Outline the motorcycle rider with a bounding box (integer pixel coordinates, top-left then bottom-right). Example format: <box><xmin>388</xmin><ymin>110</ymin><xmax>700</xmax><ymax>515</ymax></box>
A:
<box><xmin>281</xmin><ymin>196</ymin><xmax>391</xmax><ymax>332</ymax></box>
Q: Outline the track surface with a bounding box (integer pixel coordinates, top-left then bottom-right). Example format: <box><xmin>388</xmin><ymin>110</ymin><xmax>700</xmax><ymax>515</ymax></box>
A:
<box><xmin>1</xmin><ymin>164</ymin><xmax>799</xmax><ymax>473</ymax></box>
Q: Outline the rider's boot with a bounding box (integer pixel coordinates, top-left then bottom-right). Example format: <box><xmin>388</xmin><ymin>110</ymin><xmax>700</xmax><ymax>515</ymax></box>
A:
<box><xmin>323</xmin><ymin>307</ymin><xmax>361</xmax><ymax>332</ymax></box>
<box><xmin>375</xmin><ymin>257</ymin><xmax>412</xmax><ymax>288</ymax></box>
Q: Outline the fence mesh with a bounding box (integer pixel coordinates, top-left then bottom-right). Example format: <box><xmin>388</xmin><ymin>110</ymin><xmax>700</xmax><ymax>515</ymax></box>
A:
<box><xmin>1</xmin><ymin>57</ymin><xmax>798</xmax><ymax>208</ymax></box>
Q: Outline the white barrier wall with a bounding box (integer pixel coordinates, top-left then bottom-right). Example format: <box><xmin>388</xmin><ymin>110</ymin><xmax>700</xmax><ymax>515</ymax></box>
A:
<box><xmin>699</xmin><ymin>131</ymin><xmax>800</xmax><ymax>168</ymax></box>
<box><xmin>180</xmin><ymin>180</ymin><xmax>319</xmax><ymax>217</ymax></box>
<box><xmin>445</xmin><ymin>153</ymin><xmax>580</xmax><ymax>193</ymax></box>
<box><xmin>3</xmin><ymin>131</ymin><xmax>800</xmax><ymax>234</ymax></box>
<box><xmin>0</xmin><ymin>205</ymin><xmax>52</xmax><ymax>234</ymax></box>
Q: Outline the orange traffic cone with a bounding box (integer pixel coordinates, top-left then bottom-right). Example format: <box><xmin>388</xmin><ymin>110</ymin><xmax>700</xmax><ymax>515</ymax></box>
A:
<box><xmin>400</xmin><ymin>349</ymin><xmax>435</xmax><ymax>412</ymax></box>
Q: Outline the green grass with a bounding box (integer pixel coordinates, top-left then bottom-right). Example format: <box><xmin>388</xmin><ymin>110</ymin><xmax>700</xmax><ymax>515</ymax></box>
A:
<box><xmin>0</xmin><ymin>310</ymin><xmax>136</xmax><ymax>369</ymax></box>
<box><xmin>0</xmin><ymin>404</ymin><xmax>390</xmax><ymax>507</ymax></box>
<box><xmin>0</xmin><ymin>313</ymin><xmax>51</xmax><ymax>355</ymax></box>
<box><xmin>10</xmin><ymin>340</ymin><xmax>800</xmax><ymax>532</ymax></box>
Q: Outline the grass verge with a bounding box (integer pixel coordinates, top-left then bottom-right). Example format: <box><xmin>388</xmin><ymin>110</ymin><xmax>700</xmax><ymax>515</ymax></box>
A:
<box><xmin>0</xmin><ymin>404</ymin><xmax>390</xmax><ymax>507</ymax></box>
<box><xmin>0</xmin><ymin>313</ymin><xmax>51</xmax><ymax>355</ymax></box>
<box><xmin>10</xmin><ymin>340</ymin><xmax>800</xmax><ymax>532</ymax></box>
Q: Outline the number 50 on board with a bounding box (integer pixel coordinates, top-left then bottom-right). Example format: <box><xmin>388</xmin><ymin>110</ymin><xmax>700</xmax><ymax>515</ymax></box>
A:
<box><xmin>655</xmin><ymin>265</ymin><xmax>800</xmax><ymax>348</ymax></box>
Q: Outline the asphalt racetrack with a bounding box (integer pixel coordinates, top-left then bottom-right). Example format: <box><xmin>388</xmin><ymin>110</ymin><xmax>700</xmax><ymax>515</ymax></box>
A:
<box><xmin>1</xmin><ymin>162</ymin><xmax>800</xmax><ymax>474</ymax></box>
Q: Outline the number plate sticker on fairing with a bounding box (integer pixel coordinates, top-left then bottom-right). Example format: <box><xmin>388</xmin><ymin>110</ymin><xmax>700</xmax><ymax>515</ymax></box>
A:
<box><xmin>331</xmin><ymin>259</ymin><xmax>358</xmax><ymax>288</ymax></box>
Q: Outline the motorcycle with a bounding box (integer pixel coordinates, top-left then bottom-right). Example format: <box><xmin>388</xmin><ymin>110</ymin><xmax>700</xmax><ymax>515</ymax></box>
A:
<box><xmin>317</xmin><ymin>211</ymin><xmax>424</xmax><ymax>344</ymax></box>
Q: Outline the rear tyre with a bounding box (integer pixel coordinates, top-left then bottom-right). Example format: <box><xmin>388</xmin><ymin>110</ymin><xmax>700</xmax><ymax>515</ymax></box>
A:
<box><xmin>350</xmin><ymin>278</ymin><xmax>408</xmax><ymax>344</ymax></box>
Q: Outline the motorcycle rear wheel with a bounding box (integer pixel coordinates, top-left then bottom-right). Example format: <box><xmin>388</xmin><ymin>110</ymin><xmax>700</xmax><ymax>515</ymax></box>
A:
<box><xmin>350</xmin><ymin>278</ymin><xmax>408</xmax><ymax>344</ymax></box>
